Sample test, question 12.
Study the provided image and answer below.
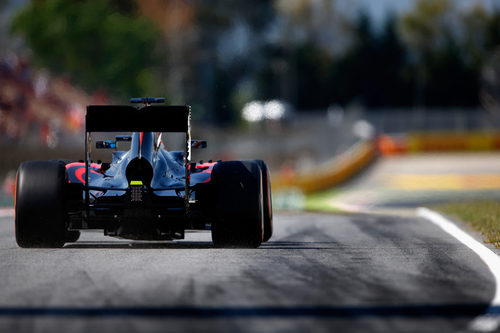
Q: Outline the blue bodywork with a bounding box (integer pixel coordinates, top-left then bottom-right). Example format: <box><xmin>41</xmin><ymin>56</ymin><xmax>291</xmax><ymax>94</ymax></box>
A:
<box><xmin>67</xmin><ymin>132</ymin><xmax>213</xmax><ymax>201</ymax></box>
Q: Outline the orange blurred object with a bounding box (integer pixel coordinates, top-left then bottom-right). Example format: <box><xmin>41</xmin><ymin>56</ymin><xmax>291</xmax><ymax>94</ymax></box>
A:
<box><xmin>377</xmin><ymin>135</ymin><xmax>408</xmax><ymax>155</ymax></box>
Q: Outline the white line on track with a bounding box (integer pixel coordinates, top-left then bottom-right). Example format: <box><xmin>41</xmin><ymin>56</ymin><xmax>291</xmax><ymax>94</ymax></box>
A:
<box><xmin>417</xmin><ymin>207</ymin><xmax>500</xmax><ymax>332</ymax></box>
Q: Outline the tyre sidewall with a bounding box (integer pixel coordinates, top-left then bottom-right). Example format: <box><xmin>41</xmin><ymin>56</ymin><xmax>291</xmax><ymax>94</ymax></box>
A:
<box><xmin>256</xmin><ymin>160</ymin><xmax>273</xmax><ymax>242</ymax></box>
<box><xmin>211</xmin><ymin>161</ymin><xmax>263</xmax><ymax>248</ymax></box>
<box><xmin>15</xmin><ymin>160</ymin><xmax>67</xmax><ymax>248</ymax></box>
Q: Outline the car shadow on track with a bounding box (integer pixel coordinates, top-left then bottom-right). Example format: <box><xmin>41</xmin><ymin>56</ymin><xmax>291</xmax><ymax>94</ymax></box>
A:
<box><xmin>0</xmin><ymin>303</ymin><xmax>493</xmax><ymax>319</ymax></box>
<box><xmin>260</xmin><ymin>241</ymin><xmax>343</xmax><ymax>250</ymax></box>
<box><xmin>64</xmin><ymin>241</ymin><xmax>215</xmax><ymax>249</ymax></box>
<box><xmin>63</xmin><ymin>240</ymin><xmax>341</xmax><ymax>250</ymax></box>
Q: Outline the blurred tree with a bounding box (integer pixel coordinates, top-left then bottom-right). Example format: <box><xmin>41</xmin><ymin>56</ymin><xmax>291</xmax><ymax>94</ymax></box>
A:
<box><xmin>0</xmin><ymin>1</ymin><xmax>8</xmax><ymax>52</ymax></box>
<box><xmin>273</xmin><ymin>0</ymin><xmax>353</xmax><ymax>56</ymax></box>
<box><xmin>137</xmin><ymin>1</ymin><xmax>197</xmax><ymax>109</ymax></box>
<box><xmin>399</xmin><ymin>0</ymin><xmax>452</xmax><ymax>54</ymax></box>
<box><xmin>481</xmin><ymin>48</ymin><xmax>500</xmax><ymax>116</ymax></box>
<box><xmin>108</xmin><ymin>0</ymin><xmax>137</xmax><ymax>15</ymax></box>
<box><xmin>398</xmin><ymin>0</ymin><xmax>496</xmax><ymax>107</ymax></box>
<box><xmin>461</xmin><ymin>4</ymin><xmax>493</xmax><ymax>68</ymax></box>
<box><xmin>292</xmin><ymin>42</ymin><xmax>334</xmax><ymax>109</ymax></box>
<box><xmin>399</xmin><ymin>0</ymin><xmax>453</xmax><ymax>107</ymax></box>
<box><xmin>193</xmin><ymin>0</ymin><xmax>276</xmax><ymax>123</ymax></box>
<box><xmin>10</xmin><ymin>0</ymin><xmax>162</xmax><ymax>99</ymax></box>
<box><xmin>463</xmin><ymin>6</ymin><xmax>500</xmax><ymax>113</ymax></box>
<box><xmin>256</xmin><ymin>41</ymin><xmax>333</xmax><ymax>110</ymax></box>
<box><xmin>480</xmin><ymin>9</ymin><xmax>500</xmax><ymax>116</ymax></box>
<box><xmin>329</xmin><ymin>14</ymin><xmax>411</xmax><ymax>108</ymax></box>
<box><xmin>257</xmin><ymin>14</ymin><xmax>412</xmax><ymax>110</ymax></box>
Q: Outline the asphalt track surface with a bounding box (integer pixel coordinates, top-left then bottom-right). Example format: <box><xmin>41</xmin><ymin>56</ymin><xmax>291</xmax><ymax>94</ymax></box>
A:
<box><xmin>0</xmin><ymin>212</ymin><xmax>497</xmax><ymax>333</ymax></box>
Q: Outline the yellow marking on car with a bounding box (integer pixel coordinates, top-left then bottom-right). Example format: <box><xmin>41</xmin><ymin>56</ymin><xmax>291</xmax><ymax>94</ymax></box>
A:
<box><xmin>388</xmin><ymin>174</ymin><xmax>500</xmax><ymax>190</ymax></box>
<box><xmin>130</xmin><ymin>180</ymin><xmax>143</xmax><ymax>186</ymax></box>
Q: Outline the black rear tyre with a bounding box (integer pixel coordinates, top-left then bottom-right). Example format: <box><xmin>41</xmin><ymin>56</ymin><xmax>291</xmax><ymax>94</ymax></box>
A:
<box><xmin>65</xmin><ymin>231</ymin><xmax>81</xmax><ymax>243</ymax></box>
<box><xmin>256</xmin><ymin>160</ymin><xmax>273</xmax><ymax>242</ymax></box>
<box><xmin>211</xmin><ymin>161</ymin><xmax>263</xmax><ymax>248</ymax></box>
<box><xmin>15</xmin><ymin>161</ymin><xmax>68</xmax><ymax>248</ymax></box>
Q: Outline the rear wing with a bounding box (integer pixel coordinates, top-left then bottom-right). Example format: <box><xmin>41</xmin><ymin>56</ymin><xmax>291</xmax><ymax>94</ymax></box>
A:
<box><xmin>86</xmin><ymin>105</ymin><xmax>190</xmax><ymax>132</ymax></box>
<box><xmin>83</xmin><ymin>104</ymin><xmax>192</xmax><ymax>213</ymax></box>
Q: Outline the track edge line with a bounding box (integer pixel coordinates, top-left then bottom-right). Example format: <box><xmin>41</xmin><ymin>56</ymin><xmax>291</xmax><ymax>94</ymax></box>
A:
<box><xmin>417</xmin><ymin>207</ymin><xmax>500</xmax><ymax>332</ymax></box>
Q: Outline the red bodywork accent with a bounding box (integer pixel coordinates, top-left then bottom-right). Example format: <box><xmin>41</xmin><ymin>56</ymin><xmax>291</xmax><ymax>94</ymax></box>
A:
<box><xmin>74</xmin><ymin>168</ymin><xmax>100</xmax><ymax>183</ymax></box>
<box><xmin>195</xmin><ymin>162</ymin><xmax>217</xmax><ymax>183</ymax></box>
<box><xmin>196</xmin><ymin>162</ymin><xmax>217</xmax><ymax>169</ymax></box>
<box><xmin>66</xmin><ymin>162</ymin><xmax>102</xmax><ymax>169</ymax></box>
<box><xmin>66</xmin><ymin>162</ymin><xmax>103</xmax><ymax>184</ymax></box>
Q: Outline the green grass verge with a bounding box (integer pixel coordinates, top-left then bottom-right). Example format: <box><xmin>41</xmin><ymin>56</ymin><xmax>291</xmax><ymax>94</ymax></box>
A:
<box><xmin>433</xmin><ymin>200</ymin><xmax>500</xmax><ymax>247</ymax></box>
<box><xmin>304</xmin><ymin>189</ymin><xmax>344</xmax><ymax>213</ymax></box>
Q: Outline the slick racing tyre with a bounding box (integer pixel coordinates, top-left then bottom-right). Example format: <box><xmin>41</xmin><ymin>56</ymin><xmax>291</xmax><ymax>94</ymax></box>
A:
<box><xmin>211</xmin><ymin>161</ymin><xmax>264</xmax><ymax>248</ymax></box>
<box><xmin>15</xmin><ymin>161</ymin><xmax>68</xmax><ymax>248</ymax></box>
<box><xmin>256</xmin><ymin>160</ymin><xmax>273</xmax><ymax>242</ymax></box>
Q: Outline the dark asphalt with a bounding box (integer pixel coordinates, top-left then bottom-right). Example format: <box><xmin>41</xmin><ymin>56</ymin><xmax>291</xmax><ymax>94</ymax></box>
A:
<box><xmin>0</xmin><ymin>212</ymin><xmax>496</xmax><ymax>332</ymax></box>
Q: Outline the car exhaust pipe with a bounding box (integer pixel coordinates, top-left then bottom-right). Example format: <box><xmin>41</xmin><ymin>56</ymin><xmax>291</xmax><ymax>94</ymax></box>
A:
<box><xmin>125</xmin><ymin>157</ymin><xmax>154</xmax><ymax>186</ymax></box>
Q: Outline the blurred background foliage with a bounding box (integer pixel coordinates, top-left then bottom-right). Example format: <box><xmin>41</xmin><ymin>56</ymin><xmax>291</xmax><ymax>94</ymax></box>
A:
<box><xmin>5</xmin><ymin>0</ymin><xmax>500</xmax><ymax>122</ymax></box>
<box><xmin>10</xmin><ymin>0</ymin><xmax>162</xmax><ymax>99</ymax></box>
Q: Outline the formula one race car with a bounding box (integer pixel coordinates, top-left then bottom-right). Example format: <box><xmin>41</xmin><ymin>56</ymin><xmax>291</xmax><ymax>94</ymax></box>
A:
<box><xmin>15</xmin><ymin>98</ymin><xmax>272</xmax><ymax>248</ymax></box>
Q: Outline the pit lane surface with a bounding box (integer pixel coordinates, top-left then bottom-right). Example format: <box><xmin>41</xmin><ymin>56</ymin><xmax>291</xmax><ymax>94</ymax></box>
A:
<box><xmin>0</xmin><ymin>212</ymin><xmax>496</xmax><ymax>333</ymax></box>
